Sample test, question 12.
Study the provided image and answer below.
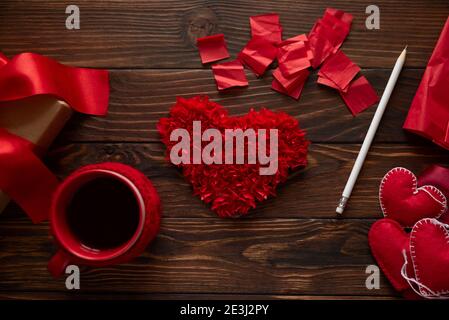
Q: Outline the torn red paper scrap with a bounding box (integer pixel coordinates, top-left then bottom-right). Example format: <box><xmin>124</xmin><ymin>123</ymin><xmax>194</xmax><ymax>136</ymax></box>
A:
<box><xmin>321</xmin><ymin>13</ymin><xmax>351</xmax><ymax>52</ymax></box>
<box><xmin>250</xmin><ymin>13</ymin><xmax>282</xmax><ymax>44</ymax></box>
<box><xmin>308</xmin><ymin>22</ymin><xmax>335</xmax><ymax>68</ymax></box>
<box><xmin>340</xmin><ymin>76</ymin><xmax>379</xmax><ymax>116</ymax></box>
<box><xmin>325</xmin><ymin>8</ymin><xmax>353</xmax><ymax>26</ymax></box>
<box><xmin>278</xmin><ymin>34</ymin><xmax>308</xmax><ymax>47</ymax></box>
<box><xmin>318</xmin><ymin>50</ymin><xmax>360</xmax><ymax>91</ymax></box>
<box><xmin>273</xmin><ymin>68</ymin><xmax>309</xmax><ymax>93</ymax></box>
<box><xmin>308</xmin><ymin>8</ymin><xmax>352</xmax><ymax>68</ymax></box>
<box><xmin>317</xmin><ymin>75</ymin><xmax>340</xmax><ymax>90</ymax></box>
<box><xmin>277</xmin><ymin>41</ymin><xmax>312</xmax><ymax>77</ymax></box>
<box><xmin>238</xmin><ymin>37</ymin><xmax>278</xmax><ymax>76</ymax></box>
<box><xmin>271</xmin><ymin>76</ymin><xmax>306</xmax><ymax>100</ymax></box>
<box><xmin>196</xmin><ymin>34</ymin><xmax>230</xmax><ymax>64</ymax></box>
<box><xmin>212</xmin><ymin>60</ymin><xmax>248</xmax><ymax>90</ymax></box>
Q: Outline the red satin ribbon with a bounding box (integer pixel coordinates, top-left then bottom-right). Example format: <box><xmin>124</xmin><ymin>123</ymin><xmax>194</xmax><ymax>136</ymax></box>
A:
<box><xmin>0</xmin><ymin>129</ymin><xmax>59</xmax><ymax>223</ymax></box>
<box><xmin>0</xmin><ymin>52</ymin><xmax>110</xmax><ymax>222</ymax></box>
<box><xmin>0</xmin><ymin>52</ymin><xmax>109</xmax><ymax>115</ymax></box>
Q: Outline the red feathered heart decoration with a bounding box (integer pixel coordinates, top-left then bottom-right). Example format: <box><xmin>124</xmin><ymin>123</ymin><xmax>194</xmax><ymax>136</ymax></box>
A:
<box><xmin>158</xmin><ymin>96</ymin><xmax>309</xmax><ymax>217</ymax></box>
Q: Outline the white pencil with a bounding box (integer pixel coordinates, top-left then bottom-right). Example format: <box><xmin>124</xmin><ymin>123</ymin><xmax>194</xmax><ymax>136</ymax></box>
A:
<box><xmin>336</xmin><ymin>47</ymin><xmax>407</xmax><ymax>215</ymax></box>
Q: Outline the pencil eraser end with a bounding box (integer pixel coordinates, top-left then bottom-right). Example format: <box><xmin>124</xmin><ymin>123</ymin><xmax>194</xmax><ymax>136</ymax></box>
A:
<box><xmin>336</xmin><ymin>206</ymin><xmax>344</xmax><ymax>214</ymax></box>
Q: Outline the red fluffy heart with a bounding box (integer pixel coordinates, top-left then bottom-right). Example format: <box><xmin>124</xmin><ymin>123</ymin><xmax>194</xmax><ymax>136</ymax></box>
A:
<box><xmin>369</xmin><ymin>218</ymin><xmax>415</xmax><ymax>295</ymax></box>
<box><xmin>410</xmin><ymin>218</ymin><xmax>449</xmax><ymax>298</ymax></box>
<box><xmin>158</xmin><ymin>96</ymin><xmax>309</xmax><ymax>217</ymax></box>
<box><xmin>379</xmin><ymin>167</ymin><xmax>447</xmax><ymax>227</ymax></box>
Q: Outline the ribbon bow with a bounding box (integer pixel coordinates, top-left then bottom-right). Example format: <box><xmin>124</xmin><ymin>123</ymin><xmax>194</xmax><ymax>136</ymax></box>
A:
<box><xmin>0</xmin><ymin>52</ymin><xmax>110</xmax><ymax>222</ymax></box>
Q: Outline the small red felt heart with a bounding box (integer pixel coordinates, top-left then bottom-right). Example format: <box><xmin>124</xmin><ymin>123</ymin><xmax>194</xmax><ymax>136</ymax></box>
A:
<box><xmin>410</xmin><ymin>218</ymin><xmax>449</xmax><ymax>298</ymax></box>
<box><xmin>158</xmin><ymin>96</ymin><xmax>309</xmax><ymax>217</ymax></box>
<box><xmin>369</xmin><ymin>218</ymin><xmax>415</xmax><ymax>295</ymax></box>
<box><xmin>379</xmin><ymin>167</ymin><xmax>447</xmax><ymax>227</ymax></box>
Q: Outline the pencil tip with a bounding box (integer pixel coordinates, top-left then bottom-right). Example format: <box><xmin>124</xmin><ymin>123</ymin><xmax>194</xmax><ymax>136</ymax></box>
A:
<box><xmin>399</xmin><ymin>46</ymin><xmax>407</xmax><ymax>61</ymax></box>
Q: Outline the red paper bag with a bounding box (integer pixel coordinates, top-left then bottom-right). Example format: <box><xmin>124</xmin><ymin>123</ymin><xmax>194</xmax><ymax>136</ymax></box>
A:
<box><xmin>403</xmin><ymin>17</ymin><xmax>449</xmax><ymax>149</ymax></box>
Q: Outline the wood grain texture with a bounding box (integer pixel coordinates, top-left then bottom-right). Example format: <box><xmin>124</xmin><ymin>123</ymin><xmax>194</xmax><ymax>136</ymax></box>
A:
<box><xmin>0</xmin><ymin>292</ymin><xmax>399</xmax><ymax>300</ymax></box>
<box><xmin>1</xmin><ymin>0</ymin><xmax>449</xmax><ymax>300</ymax></box>
<box><xmin>2</xmin><ymin>143</ymin><xmax>447</xmax><ymax>220</ymax></box>
<box><xmin>60</xmin><ymin>69</ymin><xmax>423</xmax><ymax>143</ymax></box>
<box><xmin>0</xmin><ymin>217</ymin><xmax>397</xmax><ymax>296</ymax></box>
<box><xmin>0</xmin><ymin>0</ymin><xmax>447</xmax><ymax>68</ymax></box>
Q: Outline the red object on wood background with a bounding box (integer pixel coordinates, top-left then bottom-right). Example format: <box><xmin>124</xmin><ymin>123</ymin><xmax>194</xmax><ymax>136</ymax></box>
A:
<box><xmin>158</xmin><ymin>96</ymin><xmax>309</xmax><ymax>218</ymax></box>
<box><xmin>0</xmin><ymin>52</ymin><xmax>109</xmax><ymax>116</ymax></box>
<box><xmin>318</xmin><ymin>50</ymin><xmax>360</xmax><ymax>91</ymax></box>
<box><xmin>0</xmin><ymin>128</ymin><xmax>59</xmax><ymax>223</ymax></box>
<box><xmin>0</xmin><ymin>52</ymin><xmax>110</xmax><ymax>222</ymax></box>
<box><xmin>403</xmin><ymin>17</ymin><xmax>449</xmax><ymax>149</ymax></box>
<box><xmin>418</xmin><ymin>165</ymin><xmax>449</xmax><ymax>224</ymax></box>
<box><xmin>339</xmin><ymin>76</ymin><xmax>379</xmax><ymax>116</ymax></box>
<box><xmin>277</xmin><ymin>40</ymin><xmax>312</xmax><ymax>77</ymax></box>
<box><xmin>238</xmin><ymin>37</ymin><xmax>278</xmax><ymax>76</ymax></box>
<box><xmin>49</xmin><ymin>162</ymin><xmax>161</xmax><ymax>277</ymax></box>
<box><xmin>212</xmin><ymin>60</ymin><xmax>248</xmax><ymax>90</ymax></box>
<box><xmin>369</xmin><ymin>218</ymin><xmax>417</xmax><ymax>298</ymax></box>
<box><xmin>196</xmin><ymin>34</ymin><xmax>230</xmax><ymax>64</ymax></box>
<box><xmin>250</xmin><ymin>13</ymin><xmax>283</xmax><ymax>44</ymax></box>
<box><xmin>379</xmin><ymin>167</ymin><xmax>447</xmax><ymax>227</ymax></box>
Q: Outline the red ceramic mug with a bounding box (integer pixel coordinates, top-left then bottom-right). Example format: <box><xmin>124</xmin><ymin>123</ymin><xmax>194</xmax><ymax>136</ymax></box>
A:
<box><xmin>48</xmin><ymin>162</ymin><xmax>161</xmax><ymax>277</ymax></box>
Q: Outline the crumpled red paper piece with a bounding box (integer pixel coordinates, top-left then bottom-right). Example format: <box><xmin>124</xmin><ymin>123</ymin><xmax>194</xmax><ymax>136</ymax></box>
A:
<box><xmin>340</xmin><ymin>76</ymin><xmax>379</xmax><ymax>116</ymax></box>
<box><xmin>317</xmin><ymin>75</ymin><xmax>340</xmax><ymax>90</ymax></box>
<box><xmin>212</xmin><ymin>60</ymin><xmax>248</xmax><ymax>90</ymax></box>
<box><xmin>278</xmin><ymin>34</ymin><xmax>308</xmax><ymax>47</ymax></box>
<box><xmin>318</xmin><ymin>50</ymin><xmax>360</xmax><ymax>91</ymax></box>
<box><xmin>198</xmin><ymin>8</ymin><xmax>374</xmax><ymax>114</ymax></box>
<box><xmin>158</xmin><ymin>96</ymin><xmax>309</xmax><ymax>217</ymax></box>
<box><xmin>308</xmin><ymin>8</ymin><xmax>352</xmax><ymax>68</ymax></box>
<box><xmin>238</xmin><ymin>37</ymin><xmax>278</xmax><ymax>76</ymax></box>
<box><xmin>321</xmin><ymin>9</ymin><xmax>353</xmax><ymax>50</ymax></box>
<box><xmin>326</xmin><ymin>7</ymin><xmax>353</xmax><ymax>25</ymax></box>
<box><xmin>316</xmin><ymin>49</ymin><xmax>378</xmax><ymax>114</ymax></box>
<box><xmin>197</xmin><ymin>34</ymin><xmax>230</xmax><ymax>64</ymax></box>
<box><xmin>278</xmin><ymin>40</ymin><xmax>312</xmax><ymax>77</ymax></box>
<box><xmin>403</xmin><ymin>17</ymin><xmax>449</xmax><ymax>149</ymax></box>
<box><xmin>273</xmin><ymin>68</ymin><xmax>309</xmax><ymax>94</ymax></box>
<box><xmin>271</xmin><ymin>75</ymin><xmax>307</xmax><ymax>100</ymax></box>
<box><xmin>250</xmin><ymin>13</ymin><xmax>283</xmax><ymax>44</ymax></box>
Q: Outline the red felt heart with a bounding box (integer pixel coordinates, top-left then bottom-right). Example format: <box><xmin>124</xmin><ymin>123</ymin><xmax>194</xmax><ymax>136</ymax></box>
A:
<box><xmin>369</xmin><ymin>218</ymin><xmax>415</xmax><ymax>295</ymax></box>
<box><xmin>409</xmin><ymin>218</ymin><xmax>449</xmax><ymax>298</ymax></box>
<box><xmin>379</xmin><ymin>167</ymin><xmax>447</xmax><ymax>227</ymax></box>
<box><xmin>158</xmin><ymin>96</ymin><xmax>309</xmax><ymax>217</ymax></box>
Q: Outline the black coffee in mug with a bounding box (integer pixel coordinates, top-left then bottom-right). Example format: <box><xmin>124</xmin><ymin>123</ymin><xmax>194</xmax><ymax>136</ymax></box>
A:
<box><xmin>66</xmin><ymin>177</ymin><xmax>140</xmax><ymax>250</ymax></box>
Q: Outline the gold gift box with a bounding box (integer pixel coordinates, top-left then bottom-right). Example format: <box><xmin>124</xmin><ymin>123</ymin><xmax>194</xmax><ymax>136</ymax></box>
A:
<box><xmin>0</xmin><ymin>96</ymin><xmax>73</xmax><ymax>213</ymax></box>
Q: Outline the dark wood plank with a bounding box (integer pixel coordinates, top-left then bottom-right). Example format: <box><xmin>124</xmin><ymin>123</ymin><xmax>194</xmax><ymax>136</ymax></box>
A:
<box><xmin>0</xmin><ymin>217</ymin><xmax>397</xmax><ymax>296</ymax></box>
<box><xmin>0</xmin><ymin>0</ymin><xmax>447</xmax><ymax>68</ymax></box>
<box><xmin>0</xmin><ymin>291</ymin><xmax>398</xmax><ymax>300</ymax></box>
<box><xmin>60</xmin><ymin>69</ymin><xmax>423</xmax><ymax>143</ymax></box>
<box><xmin>3</xmin><ymin>142</ymin><xmax>447</xmax><ymax>219</ymax></box>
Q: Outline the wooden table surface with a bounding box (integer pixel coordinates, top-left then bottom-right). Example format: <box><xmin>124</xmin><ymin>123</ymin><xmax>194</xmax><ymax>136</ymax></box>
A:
<box><xmin>1</xmin><ymin>0</ymin><xmax>448</xmax><ymax>300</ymax></box>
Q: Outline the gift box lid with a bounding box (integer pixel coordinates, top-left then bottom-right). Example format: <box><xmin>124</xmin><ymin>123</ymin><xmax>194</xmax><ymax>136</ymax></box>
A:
<box><xmin>0</xmin><ymin>96</ymin><xmax>73</xmax><ymax>153</ymax></box>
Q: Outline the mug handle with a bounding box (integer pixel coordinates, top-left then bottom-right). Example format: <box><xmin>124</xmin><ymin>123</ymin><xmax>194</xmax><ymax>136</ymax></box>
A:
<box><xmin>48</xmin><ymin>249</ymin><xmax>71</xmax><ymax>278</ymax></box>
